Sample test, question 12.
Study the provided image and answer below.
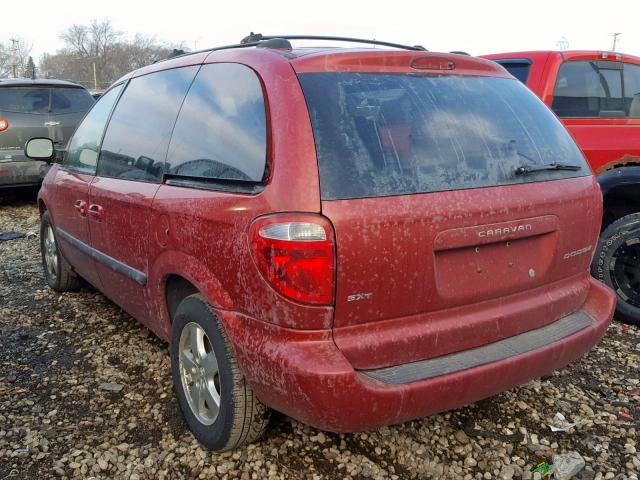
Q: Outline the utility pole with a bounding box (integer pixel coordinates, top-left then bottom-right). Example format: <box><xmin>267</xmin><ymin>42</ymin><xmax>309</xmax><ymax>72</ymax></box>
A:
<box><xmin>93</xmin><ymin>63</ymin><xmax>98</xmax><ymax>90</ymax></box>
<box><xmin>9</xmin><ymin>38</ymin><xmax>18</xmax><ymax>78</ymax></box>
<box><xmin>611</xmin><ymin>32</ymin><xmax>622</xmax><ymax>51</ymax></box>
<box><xmin>557</xmin><ymin>37</ymin><xmax>569</xmax><ymax>51</ymax></box>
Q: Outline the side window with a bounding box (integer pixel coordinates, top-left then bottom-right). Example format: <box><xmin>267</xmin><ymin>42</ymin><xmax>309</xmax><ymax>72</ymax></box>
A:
<box><xmin>165</xmin><ymin>63</ymin><xmax>267</xmax><ymax>184</ymax></box>
<box><xmin>598</xmin><ymin>67</ymin><xmax>623</xmax><ymax>114</ymax></box>
<box><xmin>551</xmin><ymin>60</ymin><xmax>623</xmax><ymax>118</ymax></box>
<box><xmin>63</xmin><ymin>84</ymin><xmax>123</xmax><ymax>174</ymax></box>
<box><xmin>623</xmin><ymin>63</ymin><xmax>640</xmax><ymax>117</ymax></box>
<box><xmin>496</xmin><ymin>60</ymin><xmax>531</xmax><ymax>84</ymax></box>
<box><xmin>97</xmin><ymin>66</ymin><xmax>198</xmax><ymax>183</ymax></box>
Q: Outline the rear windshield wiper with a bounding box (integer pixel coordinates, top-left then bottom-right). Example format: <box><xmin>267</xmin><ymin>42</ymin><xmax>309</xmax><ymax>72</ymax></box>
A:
<box><xmin>514</xmin><ymin>162</ymin><xmax>581</xmax><ymax>176</ymax></box>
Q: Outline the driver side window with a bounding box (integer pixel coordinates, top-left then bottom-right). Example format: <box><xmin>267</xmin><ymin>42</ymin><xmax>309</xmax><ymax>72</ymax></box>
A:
<box><xmin>63</xmin><ymin>84</ymin><xmax>123</xmax><ymax>174</ymax></box>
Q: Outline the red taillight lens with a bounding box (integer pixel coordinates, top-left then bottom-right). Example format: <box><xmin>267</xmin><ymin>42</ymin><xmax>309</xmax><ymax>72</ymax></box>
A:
<box><xmin>250</xmin><ymin>214</ymin><xmax>335</xmax><ymax>305</ymax></box>
<box><xmin>0</xmin><ymin>118</ymin><xmax>8</xmax><ymax>132</ymax></box>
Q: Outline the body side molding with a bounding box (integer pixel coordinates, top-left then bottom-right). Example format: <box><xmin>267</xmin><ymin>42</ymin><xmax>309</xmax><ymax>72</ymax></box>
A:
<box><xmin>56</xmin><ymin>228</ymin><xmax>147</xmax><ymax>286</ymax></box>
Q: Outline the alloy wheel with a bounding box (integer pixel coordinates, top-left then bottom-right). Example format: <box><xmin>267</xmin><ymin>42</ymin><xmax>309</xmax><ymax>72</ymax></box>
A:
<box><xmin>178</xmin><ymin>322</ymin><xmax>221</xmax><ymax>425</ymax></box>
<box><xmin>43</xmin><ymin>225</ymin><xmax>59</xmax><ymax>280</ymax></box>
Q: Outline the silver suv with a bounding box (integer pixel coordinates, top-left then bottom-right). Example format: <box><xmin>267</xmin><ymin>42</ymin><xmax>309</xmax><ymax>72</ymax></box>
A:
<box><xmin>0</xmin><ymin>78</ymin><xmax>94</xmax><ymax>188</ymax></box>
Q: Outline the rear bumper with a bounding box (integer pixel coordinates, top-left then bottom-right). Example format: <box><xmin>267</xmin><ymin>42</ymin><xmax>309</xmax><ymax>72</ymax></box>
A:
<box><xmin>221</xmin><ymin>277</ymin><xmax>615</xmax><ymax>432</ymax></box>
<box><xmin>0</xmin><ymin>156</ymin><xmax>47</xmax><ymax>187</ymax></box>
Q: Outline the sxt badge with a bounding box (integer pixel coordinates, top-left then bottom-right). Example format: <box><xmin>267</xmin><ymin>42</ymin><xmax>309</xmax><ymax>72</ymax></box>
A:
<box><xmin>347</xmin><ymin>292</ymin><xmax>373</xmax><ymax>302</ymax></box>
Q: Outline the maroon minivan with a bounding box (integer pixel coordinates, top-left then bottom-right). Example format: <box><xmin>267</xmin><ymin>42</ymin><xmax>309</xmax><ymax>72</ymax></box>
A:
<box><xmin>27</xmin><ymin>35</ymin><xmax>616</xmax><ymax>451</ymax></box>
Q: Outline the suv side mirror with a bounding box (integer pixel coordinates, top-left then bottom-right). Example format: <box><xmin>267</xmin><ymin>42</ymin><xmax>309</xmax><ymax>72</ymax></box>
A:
<box><xmin>25</xmin><ymin>138</ymin><xmax>55</xmax><ymax>163</ymax></box>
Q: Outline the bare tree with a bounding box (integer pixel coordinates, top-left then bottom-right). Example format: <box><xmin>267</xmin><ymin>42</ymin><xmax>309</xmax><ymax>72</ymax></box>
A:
<box><xmin>0</xmin><ymin>37</ymin><xmax>33</xmax><ymax>78</ymax></box>
<box><xmin>0</xmin><ymin>46</ymin><xmax>10</xmax><ymax>77</ymax></box>
<box><xmin>91</xmin><ymin>19</ymin><xmax>121</xmax><ymax>60</ymax></box>
<box><xmin>59</xmin><ymin>19</ymin><xmax>122</xmax><ymax>58</ymax></box>
<box><xmin>40</xmin><ymin>19</ymin><xmax>182</xmax><ymax>89</ymax></box>
<box><xmin>59</xmin><ymin>24</ymin><xmax>91</xmax><ymax>57</ymax></box>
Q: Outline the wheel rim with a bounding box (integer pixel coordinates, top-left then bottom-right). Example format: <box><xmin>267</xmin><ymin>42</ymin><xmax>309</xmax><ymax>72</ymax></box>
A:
<box><xmin>611</xmin><ymin>240</ymin><xmax>640</xmax><ymax>308</ymax></box>
<box><xmin>43</xmin><ymin>225</ymin><xmax>59</xmax><ymax>280</ymax></box>
<box><xmin>178</xmin><ymin>322</ymin><xmax>221</xmax><ymax>425</ymax></box>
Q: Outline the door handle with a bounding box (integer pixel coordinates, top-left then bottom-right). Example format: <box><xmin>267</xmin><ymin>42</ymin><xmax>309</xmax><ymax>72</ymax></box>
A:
<box><xmin>73</xmin><ymin>200</ymin><xmax>88</xmax><ymax>216</ymax></box>
<box><xmin>88</xmin><ymin>204</ymin><xmax>104</xmax><ymax>220</ymax></box>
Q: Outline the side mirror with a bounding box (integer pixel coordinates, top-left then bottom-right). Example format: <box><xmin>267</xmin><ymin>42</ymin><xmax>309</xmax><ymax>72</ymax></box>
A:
<box><xmin>25</xmin><ymin>138</ymin><xmax>55</xmax><ymax>163</ymax></box>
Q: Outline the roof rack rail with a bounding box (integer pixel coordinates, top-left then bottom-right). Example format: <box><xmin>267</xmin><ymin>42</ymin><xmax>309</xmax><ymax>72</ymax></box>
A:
<box><xmin>153</xmin><ymin>40</ymin><xmax>263</xmax><ymax>64</ymax></box>
<box><xmin>154</xmin><ymin>32</ymin><xmax>427</xmax><ymax>65</ymax></box>
<box><xmin>241</xmin><ymin>33</ymin><xmax>426</xmax><ymax>51</ymax></box>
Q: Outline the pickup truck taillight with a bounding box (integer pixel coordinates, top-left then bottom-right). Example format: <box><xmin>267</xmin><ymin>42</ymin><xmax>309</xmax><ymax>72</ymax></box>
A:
<box><xmin>250</xmin><ymin>214</ymin><xmax>335</xmax><ymax>305</ymax></box>
<box><xmin>0</xmin><ymin>118</ymin><xmax>8</xmax><ymax>132</ymax></box>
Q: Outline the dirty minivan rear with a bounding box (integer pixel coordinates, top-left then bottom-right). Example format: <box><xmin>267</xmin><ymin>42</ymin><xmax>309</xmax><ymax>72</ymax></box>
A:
<box><xmin>229</xmin><ymin>51</ymin><xmax>615</xmax><ymax>433</ymax></box>
<box><xmin>35</xmin><ymin>43</ymin><xmax>616</xmax><ymax>452</ymax></box>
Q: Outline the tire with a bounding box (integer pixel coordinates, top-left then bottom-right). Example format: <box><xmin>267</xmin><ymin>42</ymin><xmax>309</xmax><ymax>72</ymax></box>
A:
<box><xmin>170</xmin><ymin>294</ymin><xmax>271</xmax><ymax>451</ymax></box>
<box><xmin>591</xmin><ymin>213</ymin><xmax>640</xmax><ymax>325</ymax></box>
<box><xmin>40</xmin><ymin>211</ymin><xmax>83</xmax><ymax>292</ymax></box>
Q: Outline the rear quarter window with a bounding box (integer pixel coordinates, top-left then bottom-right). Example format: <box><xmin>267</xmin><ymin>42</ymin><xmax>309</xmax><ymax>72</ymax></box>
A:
<box><xmin>299</xmin><ymin>73</ymin><xmax>589</xmax><ymax>200</ymax></box>
<box><xmin>165</xmin><ymin>63</ymin><xmax>267</xmax><ymax>184</ymax></box>
<box><xmin>495</xmin><ymin>60</ymin><xmax>532</xmax><ymax>84</ymax></box>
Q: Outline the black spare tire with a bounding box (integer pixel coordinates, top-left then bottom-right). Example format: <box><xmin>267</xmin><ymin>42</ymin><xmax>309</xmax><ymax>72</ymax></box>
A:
<box><xmin>592</xmin><ymin>213</ymin><xmax>640</xmax><ymax>325</ymax></box>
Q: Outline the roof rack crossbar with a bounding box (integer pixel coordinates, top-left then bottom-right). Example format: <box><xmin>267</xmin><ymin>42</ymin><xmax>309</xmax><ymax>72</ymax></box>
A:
<box><xmin>254</xmin><ymin>34</ymin><xmax>426</xmax><ymax>51</ymax></box>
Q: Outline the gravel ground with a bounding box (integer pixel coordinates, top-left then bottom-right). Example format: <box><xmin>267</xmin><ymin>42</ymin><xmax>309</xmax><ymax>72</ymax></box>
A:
<box><xmin>1</xmin><ymin>190</ymin><xmax>639</xmax><ymax>480</ymax></box>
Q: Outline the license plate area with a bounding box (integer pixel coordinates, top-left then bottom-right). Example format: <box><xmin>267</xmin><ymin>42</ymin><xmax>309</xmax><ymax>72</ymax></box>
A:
<box><xmin>433</xmin><ymin>216</ymin><xmax>559</xmax><ymax>302</ymax></box>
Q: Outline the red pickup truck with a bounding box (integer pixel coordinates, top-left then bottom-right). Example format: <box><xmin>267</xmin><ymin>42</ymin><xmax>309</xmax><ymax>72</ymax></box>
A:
<box><xmin>484</xmin><ymin>50</ymin><xmax>640</xmax><ymax>325</ymax></box>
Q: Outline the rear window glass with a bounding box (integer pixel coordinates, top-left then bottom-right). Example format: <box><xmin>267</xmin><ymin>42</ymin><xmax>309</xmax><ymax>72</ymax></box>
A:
<box><xmin>552</xmin><ymin>61</ymin><xmax>624</xmax><ymax>117</ymax></box>
<box><xmin>0</xmin><ymin>88</ymin><xmax>50</xmax><ymax>113</ymax></box>
<box><xmin>299</xmin><ymin>73</ymin><xmax>589</xmax><ymax>200</ymax></box>
<box><xmin>0</xmin><ymin>87</ymin><xmax>93</xmax><ymax>114</ymax></box>
<box><xmin>50</xmin><ymin>88</ymin><xmax>94</xmax><ymax>114</ymax></box>
<box><xmin>623</xmin><ymin>63</ymin><xmax>640</xmax><ymax>117</ymax></box>
<box><xmin>496</xmin><ymin>61</ymin><xmax>531</xmax><ymax>84</ymax></box>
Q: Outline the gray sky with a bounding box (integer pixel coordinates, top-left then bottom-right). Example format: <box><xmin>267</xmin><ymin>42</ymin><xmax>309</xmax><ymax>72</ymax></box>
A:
<box><xmin>5</xmin><ymin>0</ymin><xmax>640</xmax><ymax>60</ymax></box>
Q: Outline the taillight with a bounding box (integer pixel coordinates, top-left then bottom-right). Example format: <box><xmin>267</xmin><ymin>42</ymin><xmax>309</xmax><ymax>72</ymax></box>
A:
<box><xmin>250</xmin><ymin>214</ymin><xmax>335</xmax><ymax>305</ymax></box>
<box><xmin>0</xmin><ymin>118</ymin><xmax>8</xmax><ymax>132</ymax></box>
